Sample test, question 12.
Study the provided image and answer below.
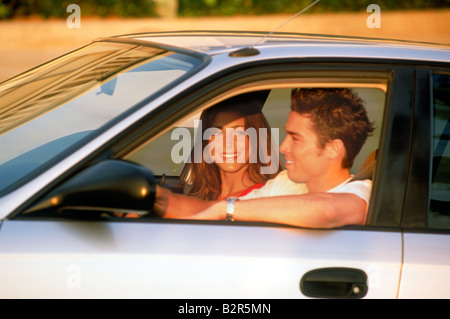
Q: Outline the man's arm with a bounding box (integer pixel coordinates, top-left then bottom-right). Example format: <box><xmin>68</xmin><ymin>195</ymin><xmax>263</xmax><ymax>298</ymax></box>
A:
<box><xmin>154</xmin><ymin>185</ymin><xmax>367</xmax><ymax>228</ymax></box>
<box><xmin>187</xmin><ymin>192</ymin><xmax>368</xmax><ymax>228</ymax></box>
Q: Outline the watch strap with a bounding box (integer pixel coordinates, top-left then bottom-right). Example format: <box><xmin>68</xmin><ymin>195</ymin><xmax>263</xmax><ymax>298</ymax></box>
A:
<box><xmin>226</xmin><ymin>197</ymin><xmax>239</xmax><ymax>221</ymax></box>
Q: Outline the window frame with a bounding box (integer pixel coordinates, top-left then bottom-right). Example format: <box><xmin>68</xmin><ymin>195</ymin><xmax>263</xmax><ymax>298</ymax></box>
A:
<box><xmin>402</xmin><ymin>66</ymin><xmax>450</xmax><ymax>232</ymax></box>
<box><xmin>11</xmin><ymin>60</ymin><xmax>414</xmax><ymax>230</ymax></box>
<box><xmin>111</xmin><ymin>61</ymin><xmax>409</xmax><ymax>229</ymax></box>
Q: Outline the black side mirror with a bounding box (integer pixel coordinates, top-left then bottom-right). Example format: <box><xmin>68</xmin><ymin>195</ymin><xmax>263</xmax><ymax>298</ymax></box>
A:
<box><xmin>25</xmin><ymin>160</ymin><xmax>156</xmax><ymax>217</ymax></box>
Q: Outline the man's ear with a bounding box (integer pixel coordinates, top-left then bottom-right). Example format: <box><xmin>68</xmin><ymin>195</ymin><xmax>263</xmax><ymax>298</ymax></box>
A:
<box><xmin>325</xmin><ymin>139</ymin><xmax>346</xmax><ymax>160</ymax></box>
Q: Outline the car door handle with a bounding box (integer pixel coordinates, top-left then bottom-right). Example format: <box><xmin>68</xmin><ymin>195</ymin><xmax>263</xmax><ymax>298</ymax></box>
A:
<box><xmin>300</xmin><ymin>267</ymin><xmax>368</xmax><ymax>298</ymax></box>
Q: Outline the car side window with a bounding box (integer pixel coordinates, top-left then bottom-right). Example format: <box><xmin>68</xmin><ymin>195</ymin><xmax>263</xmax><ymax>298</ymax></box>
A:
<box><xmin>429</xmin><ymin>73</ymin><xmax>450</xmax><ymax>230</ymax></box>
<box><xmin>125</xmin><ymin>85</ymin><xmax>386</xmax><ymax>201</ymax></box>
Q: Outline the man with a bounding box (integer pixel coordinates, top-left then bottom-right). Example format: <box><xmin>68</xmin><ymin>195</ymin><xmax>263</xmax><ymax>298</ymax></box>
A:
<box><xmin>154</xmin><ymin>88</ymin><xmax>374</xmax><ymax>228</ymax></box>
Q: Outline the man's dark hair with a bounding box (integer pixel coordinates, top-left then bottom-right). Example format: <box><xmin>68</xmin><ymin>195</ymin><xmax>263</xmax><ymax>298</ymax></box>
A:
<box><xmin>291</xmin><ymin>88</ymin><xmax>375</xmax><ymax>168</ymax></box>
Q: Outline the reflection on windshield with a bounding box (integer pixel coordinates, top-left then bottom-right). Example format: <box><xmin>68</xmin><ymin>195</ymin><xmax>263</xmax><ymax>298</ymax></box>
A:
<box><xmin>0</xmin><ymin>41</ymin><xmax>203</xmax><ymax>194</ymax></box>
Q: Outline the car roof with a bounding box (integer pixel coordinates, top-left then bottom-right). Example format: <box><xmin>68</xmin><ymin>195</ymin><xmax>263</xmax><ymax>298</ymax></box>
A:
<box><xmin>107</xmin><ymin>31</ymin><xmax>450</xmax><ymax>63</ymax></box>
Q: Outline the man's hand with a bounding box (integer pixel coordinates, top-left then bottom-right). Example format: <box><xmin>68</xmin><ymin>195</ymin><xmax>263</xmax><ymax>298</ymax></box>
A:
<box><xmin>152</xmin><ymin>185</ymin><xmax>171</xmax><ymax>218</ymax></box>
<box><xmin>153</xmin><ymin>185</ymin><xmax>216</xmax><ymax>219</ymax></box>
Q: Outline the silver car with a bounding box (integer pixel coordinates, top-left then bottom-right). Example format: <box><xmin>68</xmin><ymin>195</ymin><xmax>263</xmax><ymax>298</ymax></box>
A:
<box><xmin>0</xmin><ymin>31</ymin><xmax>449</xmax><ymax>299</ymax></box>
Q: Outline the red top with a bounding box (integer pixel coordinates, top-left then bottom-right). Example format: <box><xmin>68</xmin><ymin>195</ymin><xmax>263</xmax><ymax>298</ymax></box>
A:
<box><xmin>237</xmin><ymin>183</ymin><xmax>266</xmax><ymax>197</ymax></box>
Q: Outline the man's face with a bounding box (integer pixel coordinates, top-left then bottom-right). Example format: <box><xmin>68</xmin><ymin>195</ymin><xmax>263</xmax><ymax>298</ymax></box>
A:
<box><xmin>280</xmin><ymin>111</ymin><xmax>329</xmax><ymax>185</ymax></box>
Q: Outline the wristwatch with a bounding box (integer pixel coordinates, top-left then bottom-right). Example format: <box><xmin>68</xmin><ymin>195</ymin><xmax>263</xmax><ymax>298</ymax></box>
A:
<box><xmin>226</xmin><ymin>197</ymin><xmax>239</xmax><ymax>221</ymax></box>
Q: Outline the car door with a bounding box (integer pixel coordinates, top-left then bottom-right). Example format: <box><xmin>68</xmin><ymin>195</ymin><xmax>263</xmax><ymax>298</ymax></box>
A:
<box><xmin>397</xmin><ymin>68</ymin><xmax>450</xmax><ymax>298</ymax></box>
<box><xmin>0</xmin><ymin>61</ymin><xmax>410</xmax><ymax>299</ymax></box>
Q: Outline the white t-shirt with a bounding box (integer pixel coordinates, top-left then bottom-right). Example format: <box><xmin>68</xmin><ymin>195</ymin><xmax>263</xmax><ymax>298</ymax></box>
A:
<box><xmin>241</xmin><ymin>170</ymin><xmax>307</xmax><ymax>199</ymax></box>
<box><xmin>241</xmin><ymin>170</ymin><xmax>372</xmax><ymax>204</ymax></box>
<box><xmin>327</xmin><ymin>177</ymin><xmax>372</xmax><ymax>205</ymax></box>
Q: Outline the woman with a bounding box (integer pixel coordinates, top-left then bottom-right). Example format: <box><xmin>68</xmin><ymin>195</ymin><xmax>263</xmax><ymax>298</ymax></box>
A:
<box><xmin>187</xmin><ymin>91</ymin><xmax>281</xmax><ymax>200</ymax></box>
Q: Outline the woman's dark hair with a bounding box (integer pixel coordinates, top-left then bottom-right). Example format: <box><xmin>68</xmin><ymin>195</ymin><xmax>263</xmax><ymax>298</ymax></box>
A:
<box><xmin>188</xmin><ymin>91</ymin><xmax>281</xmax><ymax>200</ymax></box>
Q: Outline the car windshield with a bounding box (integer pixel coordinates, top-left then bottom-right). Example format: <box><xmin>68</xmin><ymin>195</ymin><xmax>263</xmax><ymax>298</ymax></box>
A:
<box><xmin>0</xmin><ymin>41</ymin><xmax>203</xmax><ymax>194</ymax></box>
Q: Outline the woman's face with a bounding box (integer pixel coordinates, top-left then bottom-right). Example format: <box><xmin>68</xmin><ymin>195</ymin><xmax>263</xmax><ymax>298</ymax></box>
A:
<box><xmin>208</xmin><ymin>111</ymin><xmax>251</xmax><ymax>174</ymax></box>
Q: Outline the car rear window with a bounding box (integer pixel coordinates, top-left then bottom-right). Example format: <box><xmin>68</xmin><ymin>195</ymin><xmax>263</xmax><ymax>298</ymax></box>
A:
<box><xmin>429</xmin><ymin>73</ymin><xmax>450</xmax><ymax>230</ymax></box>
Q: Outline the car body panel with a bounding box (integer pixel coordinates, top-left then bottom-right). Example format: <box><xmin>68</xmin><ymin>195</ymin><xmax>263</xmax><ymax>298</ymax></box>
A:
<box><xmin>399</xmin><ymin>232</ymin><xmax>450</xmax><ymax>298</ymax></box>
<box><xmin>0</xmin><ymin>219</ymin><xmax>401</xmax><ymax>298</ymax></box>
